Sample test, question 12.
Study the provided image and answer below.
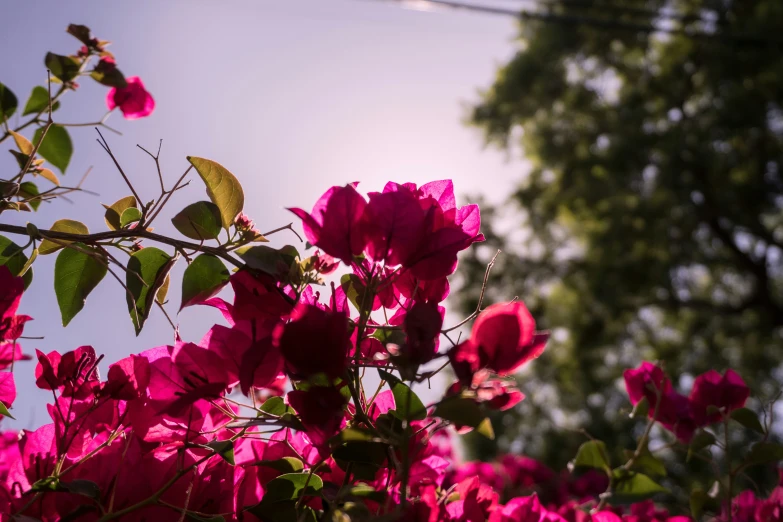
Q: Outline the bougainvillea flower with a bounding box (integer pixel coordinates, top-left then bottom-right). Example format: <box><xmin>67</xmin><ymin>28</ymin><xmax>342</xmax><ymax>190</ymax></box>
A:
<box><xmin>0</xmin><ymin>373</ymin><xmax>15</xmax><ymax>416</ymax></box>
<box><xmin>103</xmin><ymin>354</ymin><xmax>150</xmax><ymax>400</ymax></box>
<box><xmin>362</xmin><ymin>187</ymin><xmax>428</xmax><ymax>266</ymax></box>
<box><xmin>689</xmin><ymin>369</ymin><xmax>750</xmax><ymax>425</ymax></box>
<box><xmin>230</xmin><ymin>270</ymin><xmax>292</xmax><ymax>324</ymax></box>
<box><xmin>34</xmin><ymin>346</ymin><xmax>100</xmax><ymax>398</ymax></box>
<box><xmin>450</xmin><ymin>302</ymin><xmax>547</xmax><ymax>384</ymax></box>
<box><xmin>395</xmin><ymin>269</ymin><xmax>450</xmax><ymax>304</ymax></box>
<box><xmin>402</xmin><ymin>301</ymin><xmax>444</xmax><ymax>367</ymax></box>
<box><xmin>500</xmin><ymin>455</ymin><xmax>555</xmax><ymax>489</ymax></box>
<box><xmin>287</xmin><ymin>385</ymin><xmax>347</xmax><ymax>446</ymax></box>
<box><xmin>0</xmin><ymin>342</ymin><xmax>30</xmax><ymax>370</ymax></box>
<box><xmin>0</xmin><ymin>267</ymin><xmax>31</xmax><ymax>343</ymax></box>
<box><xmin>623</xmin><ymin>362</ymin><xmax>671</xmax><ymax>407</ymax></box>
<box><xmin>276</xmin><ymin>303</ymin><xmax>349</xmax><ymax>379</ymax></box>
<box><xmin>450</xmin><ymin>461</ymin><xmax>506</xmax><ymax>493</ymax></box>
<box><xmin>445</xmin><ymin>476</ymin><xmax>499</xmax><ymax>521</ymax></box>
<box><xmin>489</xmin><ymin>494</ymin><xmax>566</xmax><ymax>522</ymax></box>
<box><xmin>289</xmin><ymin>184</ymin><xmax>367</xmax><ymax>263</ymax></box>
<box><xmin>106</xmin><ymin>76</ymin><xmax>155</xmax><ymax>119</ymax></box>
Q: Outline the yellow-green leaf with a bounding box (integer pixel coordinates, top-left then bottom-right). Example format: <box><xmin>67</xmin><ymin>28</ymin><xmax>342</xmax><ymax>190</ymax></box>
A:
<box><xmin>9</xmin><ymin>130</ymin><xmax>33</xmax><ymax>155</ymax></box>
<box><xmin>40</xmin><ymin>219</ymin><xmax>89</xmax><ymax>255</ymax></box>
<box><xmin>187</xmin><ymin>156</ymin><xmax>244</xmax><ymax>229</ymax></box>
<box><xmin>103</xmin><ymin>196</ymin><xmax>138</xmax><ymax>230</ymax></box>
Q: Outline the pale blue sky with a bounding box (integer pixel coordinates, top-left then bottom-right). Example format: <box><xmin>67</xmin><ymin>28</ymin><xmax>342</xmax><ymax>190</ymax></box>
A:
<box><xmin>1</xmin><ymin>0</ymin><xmax>524</xmax><ymax>428</ymax></box>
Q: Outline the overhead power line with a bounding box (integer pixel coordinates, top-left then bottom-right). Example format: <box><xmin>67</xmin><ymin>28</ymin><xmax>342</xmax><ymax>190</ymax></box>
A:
<box><xmin>380</xmin><ymin>0</ymin><xmax>782</xmax><ymax>48</ymax></box>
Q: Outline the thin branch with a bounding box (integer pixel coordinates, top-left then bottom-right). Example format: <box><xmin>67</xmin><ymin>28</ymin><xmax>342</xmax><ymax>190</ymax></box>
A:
<box><xmin>95</xmin><ymin>128</ymin><xmax>144</xmax><ymax>206</ymax></box>
<box><xmin>442</xmin><ymin>249</ymin><xmax>500</xmax><ymax>333</ymax></box>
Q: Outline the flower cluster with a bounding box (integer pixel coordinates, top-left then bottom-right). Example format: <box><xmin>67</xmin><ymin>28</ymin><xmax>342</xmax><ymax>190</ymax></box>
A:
<box><xmin>65</xmin><ymin>24</ymin><xmax>154</xmax><ymax>119</ymax></box>
<box><xmin>624</xmin><ymin>362</ymin><xmax>750</xmax><ymax>443</ymax></box>
<box><xmin>0</xmin><ymin>180</ymin><xmax>778</xmax><ymax>522</ymax></box>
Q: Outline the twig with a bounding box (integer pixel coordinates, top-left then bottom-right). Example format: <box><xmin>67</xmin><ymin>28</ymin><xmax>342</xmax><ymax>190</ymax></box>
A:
<box><xmin>442</xmin><ymin>249</ymin><xmax>500</xmax><ymax>333</ymax></box>
<box><xmin>95</xmin><ymin>128</ymin><xmax>144</xmax><ymax>206</ymax></box>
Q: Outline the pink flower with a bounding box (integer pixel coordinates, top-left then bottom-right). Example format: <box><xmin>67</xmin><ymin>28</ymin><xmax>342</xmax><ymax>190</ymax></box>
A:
<box><xmin>623</xmin><ymin>363</ymin><xmax>697</xmax><ymax>443</ymax></box>
<box><xmin>34</xmin><ymin>346</ymin><xmax>101</xmax><ymax>398</ymax></box>
<box><xmin>450</xmin><ymin>461</ymin><xmax>506</xmax><ymax>493</ymax></box>
<box><xmin>287</xmin><ymin>385</ymin><xmax>347</xmax><ymax>446</ymax></box>
<box><xmin>0</xmin><ymin>267</ymin><xmax>32</xmax><ymax>343</ymax></box>
<box><xmin>689</xmin><ymin>369</ymin><xmax>750</xmax><ymax>425</ymax></box>
<box><xmin>0</xmin><ymin>373</ymin><xmax>15</xmax><ymax>417</ymax></box>
<box><xmin>450</xmin><ymin>302</ymin><xmax>547</xmax><ymax>384</ymax></box>
<box><xmin>276</xmin><ymin>303</ymin><xmax>349</xmax><ymax>379</ymax></box>
<box><xmin>103</xmin><ymin>354</ymin><xmax>150</xmax><ymax>400</ymax></box>
<box><xmin>106</xmin><ymin>76</ymin><xmax>155</xmax><ymax>119</ymax></box>
<box><xmin>401</xmin><ymin>301</ymin><xmax>444</xmax><ymax>368</ymax></box>
<box><xmin>490</xmin><ymin>494</ymin><xmax>566</xmax><ymax>522</ymax></box>
<box><xmin>289</xmin><ymin>184</ymin><xmax>368</xmax><ymax>263</ymax></box>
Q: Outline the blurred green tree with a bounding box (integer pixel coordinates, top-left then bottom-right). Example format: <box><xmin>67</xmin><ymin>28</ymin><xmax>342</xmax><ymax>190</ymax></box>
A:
<box><xmin>458</xmin><ymin>0</ymin><xmax>783</xmax><ymax>475</ymax></box>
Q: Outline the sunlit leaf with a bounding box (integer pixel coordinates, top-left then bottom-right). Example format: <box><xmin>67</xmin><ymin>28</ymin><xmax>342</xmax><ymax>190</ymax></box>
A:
<box><xmin>187</xmin><ymin>156</ymin><xmax>244</xmax><ymax>229</ymax></box>
<box><xmin>610</xmin><ymin>468</ymin><xmax>668</xmax><ymax>504</ymax></box>
<box><xmin>120</xmin><ymin>207</ymin><xmax>142</xmax><ymax>228</ymax></box>
<box><xmin>9</xmin><ymin>130</ymin><xmax>33</xmax><ymax>155</ymax></box>
<box><xmin>40</xmin><ymin>219</ymin><xmax>89</xmax><ymax>255</ymax></box>
<box><xmin>103</xmin><ymin>195</ymin><xmax>138</xmax><ymax>231</ymax></box>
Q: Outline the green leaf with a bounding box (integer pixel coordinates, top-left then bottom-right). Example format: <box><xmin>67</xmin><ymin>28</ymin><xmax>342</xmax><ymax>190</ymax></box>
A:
<box><xmin>610</xmin><ymin>468</ymin><xmax>668</xmax><ymax>505</ymax></box>
<box><xmin>103</xmin><ymin>196</ymin><xmax>138</xmax><ymax>231</ymax></box>
<box><xmin>66</xmin><ymin>24</ymin><xmax>93</xmax><ymax>45</ymax></box>
<box><xmin>433</xmin><ymin>396</ymin><xmax>493</xmax><ymax>438</ymax></box>
<box><xmin>180</xmin><ymin>254</ymin><xmax>230</xmax><ymax>310</ymax></box>
<box><xmin>61</xmin><ymin>479</ymin><xmax>100</xmax><ymax>500</ymax></box>
<box><xmin>126</xmin><ymin>247</ymin><xmax>174</xmax><ymax>335</ymax></box>
<box><xmin>378</xmin><ymin>369</ymin><xmax>426</xmax><ymax>421</ymax></box>
<box><xmin>171</xmin><ymin>201</ymin><xmax>223</xmax><ymax>240</ymax></box>
<box><xmin>40</xmin><ymin>219</ymin><xmax>89</xmax><ymax>255</ymax></box>
<box><xmin>235</xmin><ymin>245</ymin><xmax>298</xmax><ymax>279</ymax></box>
<box><xmin>187</xmin><ymin>156</ymin><xmax>245</xmax><ymax>229</ymax></box>
<box><xmin>333</xmin><ymin>441</ymin><xmax>389</xmax><ymax>481</ymax></box>
<box><xmin>570</xmin><ymin>440</ymin><xmax>611</xmax><ymax>473</ymax></box>
<box><xmin>0</xmin><ymin>82</ymin><xmax>18</xmax><ymax>122</ymax></box>
<box><xmin>259</xmin><ymin>473</ymin><xmax>323</xmax><ymax>504</ymax></box>
<box><xmin>9</xmin><ymin>130</ymin><xmax>33</xmax><ymax>155</ymax></box>
<box><xmin>156</xmin><ymin>274</ymin><xmax>170</xmax><ymax>305</ymax></box>
<box><xmin>0</xmin><ymin>401</ymin><xmax>15</xmax><ymax>420</ymax></box>
<box><xmin>120</xmin><ymin>207</ymin><xmax>142</xmax><ymax>228</ymax></box>
<box><xmin>730</xmin><ymin>407</ymin><xmax>765</xmax><ymax>434</ymax></box>
<box><xmin>34</xmin><ymin>125</ymin><xmax>73</xmax><ymax>173</ymax></box>
<box><xmin>23</xmin><ymin>86</ymin><xmax>60</xmax><ymax>116</ymax></box>
<box><xmin>54</xmin><ymin>243</ymin><xmax>108</xmax><ymax>326</ymax></box>
<box><xmin>687</xmin><ymin>430</ymin><xmax>716</xmax><ymax>462</ymax></box>
<box><xmin>256</xmin><ymin>457</ymin><xmax>304</xmax><ymax>474</ymax></box>
<box><xmin>18</xmin><ymin>182</ymin><xmax>41</xmax><ymax>211</ymax></box>
<box><xmin>625</xmin><ymin>450</ymin><xmax>666</xmax><ymax>478</ymax></box>
<box><xmin>345</xmin><ymin>485</ymin><xmax>386</xmax><ymax>503</ymax></box>
<box><xmin>206</xmin><ymin>440</ymin><xmax>235</xmax><ymax>465</ymax></box>
<box><xmin>259</xmin><ymin>396</ymin><xmax>294</xmax><ymax>417</ymax></box>
<box><xmin>0</xmin><ymin>235</ymin><xmax>33</xmax><ymax>289</ymax></box>
<box><xmin>45</xmin><ymin>52</ymin><xmax>80</xmax><ymax>82</ymax></box>
<box><xmin>746</xmin><ymin>442</ymin><xmax>783</xmax><ymax>466</ymax></box>
<box><xmin>341</xmin><ymin>273</ymin><xmax>368</xmax><ymax>311</ymax></box>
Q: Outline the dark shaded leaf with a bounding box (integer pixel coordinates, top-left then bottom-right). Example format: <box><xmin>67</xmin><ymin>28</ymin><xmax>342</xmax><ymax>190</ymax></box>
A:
<box><xmin>34</xmin><ymin>125</ymin><xmax>72</xmax><ymax>173</ymax></box>
<box><xmin>23</xmin><ymin>86</ymin><xmax>60</xmax><ymax>116</ymax></box>
<box><xmin>45</xmin><ymin>53</ymin><xmax>80</xmax><ymax>82</ymax></box>
<box><xmin>0</xmin><ymin>235</ymin><xmax>33</xmax><ymax>289</ymax></box>
<box><xmin>126</xmin><ymin>247</ymin><xmax>174</xmax><ymax>334</ymax></box>
<box><xmin>54</xmin><ymin>243</ymin><xmax>108</xmax><ymax>326</ymax></box>
<box><xmin>171</xmin><ymin>201</ymin><xmax>222</xmax><ymax>240</ymax></box>
<box><xmin>0</xmin><ymin>82</ymin><xmax>18</xmax><ymax>122</ymax></box>
<box><xmin>180</xmin><ymin>254</ymin><xmax>229</xmax><ymax>310</ymax></box>
<box><xmin>730</xmin><ymin>407</ymin><xmax>765</xmax><ymax>434</ymax></box>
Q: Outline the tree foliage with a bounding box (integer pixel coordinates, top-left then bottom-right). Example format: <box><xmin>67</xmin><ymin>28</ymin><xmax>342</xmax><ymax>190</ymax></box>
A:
<box><xmin>460</xmin><ymin>0</ymin><xmax>783</xmax><ymax>469</ymax></box>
